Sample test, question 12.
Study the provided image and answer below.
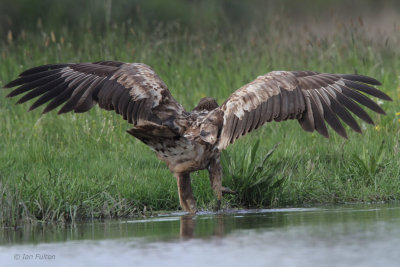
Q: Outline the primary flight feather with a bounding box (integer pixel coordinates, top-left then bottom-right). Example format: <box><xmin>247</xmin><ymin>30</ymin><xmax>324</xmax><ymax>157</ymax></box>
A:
<box><xmin>4</xmin><ymin>61</ymin><xmax>392</xmax><ymax>213</ymax></box>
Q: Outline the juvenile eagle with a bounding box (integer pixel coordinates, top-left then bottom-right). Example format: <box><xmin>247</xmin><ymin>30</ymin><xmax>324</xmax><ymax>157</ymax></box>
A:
<box><xmin>4</xmin><ymin>61</ymin><xmax>392</xmax><ymax>213</ymax></box>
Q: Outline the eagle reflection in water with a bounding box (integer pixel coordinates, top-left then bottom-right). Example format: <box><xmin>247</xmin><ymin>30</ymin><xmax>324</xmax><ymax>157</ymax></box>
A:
<box><xmin>179</xmin><ymin>215</ymin><xmax>225</xmax><ymax>239</ymax></box>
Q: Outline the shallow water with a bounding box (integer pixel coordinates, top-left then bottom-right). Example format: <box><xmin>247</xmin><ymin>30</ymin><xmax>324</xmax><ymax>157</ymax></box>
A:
<box><xmin>1</xmin><ymin>204</ymin><xmax>400</xmax><ymax>267</ymax></box>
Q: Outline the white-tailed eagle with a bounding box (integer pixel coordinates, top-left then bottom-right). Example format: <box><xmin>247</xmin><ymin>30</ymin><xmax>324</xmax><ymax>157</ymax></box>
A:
<box><xmin>4</xmin><ymin>61</ymin><xmax>392</xmax><ymax>213</ymax></box>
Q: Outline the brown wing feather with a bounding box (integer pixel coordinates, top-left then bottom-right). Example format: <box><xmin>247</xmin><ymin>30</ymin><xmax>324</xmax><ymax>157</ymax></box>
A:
<box><xmin>4</xmin><ymin>61</ymin><xmax>185</xmax><ymax>127</ymax></box>
<box><xmin>216</xmin><ymin>71</ymin><xmax>391</xmax><ymax>150</ymax></box>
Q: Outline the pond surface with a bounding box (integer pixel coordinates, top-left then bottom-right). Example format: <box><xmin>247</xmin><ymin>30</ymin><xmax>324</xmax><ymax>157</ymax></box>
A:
<box><xmin>1</xmin><ymin>204</ymin><xmax>400</xmax><ymax>267</ymax></box>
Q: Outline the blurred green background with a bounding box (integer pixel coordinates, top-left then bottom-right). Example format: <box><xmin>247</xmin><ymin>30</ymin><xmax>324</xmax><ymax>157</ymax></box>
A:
<box><xmin>1</xmin><ymin>0</ymin><xmax>400</xmax><ymax>36</ymax></box>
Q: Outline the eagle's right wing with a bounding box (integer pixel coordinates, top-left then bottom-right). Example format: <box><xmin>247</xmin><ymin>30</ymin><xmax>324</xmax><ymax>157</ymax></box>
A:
<box><xmin>216</xmin><ymin>71</ymin><xmax>391</xmax><ymax>150</ymax></box>
<box><xmin>4</xmin><ymin>61</ymin><xmax>185</xmax><ymax>126</ymax></box>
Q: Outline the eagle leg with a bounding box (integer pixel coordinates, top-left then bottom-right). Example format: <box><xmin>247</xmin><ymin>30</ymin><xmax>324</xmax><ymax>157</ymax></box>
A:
<box><xmin>175</xmin><ymin>172</ymin><xmax>197</xmax><ymax>214</ymax></box>
<box><xmin>208</xmin><ymin>157</ymin><xmax>223</xmax><ymax>211</ymax></box>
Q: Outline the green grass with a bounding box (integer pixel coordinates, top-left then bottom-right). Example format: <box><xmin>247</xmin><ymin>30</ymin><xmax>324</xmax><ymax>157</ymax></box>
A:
<box><xmin>1</xmin><ymin>14</ymin><xmax>400</xmax><ymax>227</ymax></box>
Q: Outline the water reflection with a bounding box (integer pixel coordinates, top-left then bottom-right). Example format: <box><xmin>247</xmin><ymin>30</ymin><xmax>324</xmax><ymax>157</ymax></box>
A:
<box><xmin>179</xmin><ymin>214</ymin><xmax>226</xmax><ymax>239</ymax></box>
<box><xmin>179</xmin><ymin>215</ymin><xmax>195</xmax><ymax>239</ymax></box>
<box><xmin>1</xmin><ymin>205</ymin><xmax>400</xmax><ymax>267</ymax></box>
<box><xmin>2</xmin><ymin>204</ymin><xmax>400</xmax><ymax>245</ymax></box>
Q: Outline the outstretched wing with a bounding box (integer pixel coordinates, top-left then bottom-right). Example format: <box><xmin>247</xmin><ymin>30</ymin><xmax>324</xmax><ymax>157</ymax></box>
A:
<box><xmin>217</xmin><ymin>71</ymin><xmax>392</xmax><ymax>150</ymax></box>
<box><xmin>4</xmin><ymin>61</ymin><xmax>185</xmax><ymax>126</ymax></box>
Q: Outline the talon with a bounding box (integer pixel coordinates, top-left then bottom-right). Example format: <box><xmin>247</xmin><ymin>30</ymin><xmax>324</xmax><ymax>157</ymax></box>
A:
<box><xmin>188</xmin><ymin>201</ymin><xmax>197</xmax><ymax>214</ymax></box>
<box><xmin>222</xmin><ymin>186</ymin><xmax>236</xmax><ymax>195</ymax></box>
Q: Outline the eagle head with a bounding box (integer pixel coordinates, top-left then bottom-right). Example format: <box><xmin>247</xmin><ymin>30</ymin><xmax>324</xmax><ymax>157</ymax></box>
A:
<box><xmin>198</xmin><ymin>108</ymin><xmax>224</xmax><ymax>145</ymax></box>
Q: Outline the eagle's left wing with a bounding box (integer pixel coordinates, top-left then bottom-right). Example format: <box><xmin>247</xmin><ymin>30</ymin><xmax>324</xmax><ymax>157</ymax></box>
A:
<box><xmin>216</xmin><ymin>71</ymin><xmax>392</xmax><ymax>150</ymax></box>
<box><xmin>4</xmin><ymin>61</ymin><xmax>185</xmax><ymax>127</ymax></box>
